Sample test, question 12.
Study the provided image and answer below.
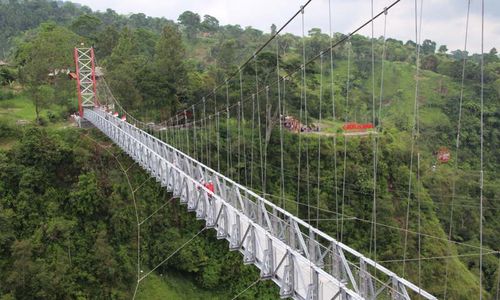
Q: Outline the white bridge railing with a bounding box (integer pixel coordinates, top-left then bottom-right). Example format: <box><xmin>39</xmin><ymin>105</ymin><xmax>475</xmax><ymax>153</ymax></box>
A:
<box><xmin>84</xmin><ymin>108</ymin><xmax>436</xmax><ymax>300</ymax></box>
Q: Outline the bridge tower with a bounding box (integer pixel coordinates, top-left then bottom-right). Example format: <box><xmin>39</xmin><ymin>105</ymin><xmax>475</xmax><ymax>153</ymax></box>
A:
<box><xmin>74</xmin><ymin>46</ymin><xmax>98</xmax><ymax>116</ymax></box>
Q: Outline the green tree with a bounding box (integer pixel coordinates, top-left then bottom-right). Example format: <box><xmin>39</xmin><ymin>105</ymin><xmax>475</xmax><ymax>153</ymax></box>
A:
<box><xmin>270</xmin><ymin>23</ymin><xmax>277</xmax><ymax>36</ymax></box>
<box><xmin>156</xmin><ymin>25</ymin><xmax>187</xmax><ymax>96</ymax></box>
<box><xmin>422</xmin><ymin>39</ymin><xmax>436</xmax><ymax>54</ymax></box>
<box><xmin>6</xmin><ymin>240</ymin><xmax>36</xmax><ymax>298</ymax></box>
<box><xmin>421</xmin><ymin>54</ymin><xmax>439</xmax><ymax>72</ymax></box>
<box><xmin>0</xmin><ymin>67</ymin><xmax>16</xmax><ymax>86</ymax></box>
<box><xmin>70</xmin><ymin>14</ymin><xmax>102</xmax><ymax>40</ymax></box>
<box><xmin>16</xmin><ymin>23</ymin><xmax>81</xmax><ymax>123</ymax></box>
<box><xmin>27</xmin><ymin>84</ymin><xmax>54</xmax><ymax>124</ymax></box>
<box><xmin>178</xmin><ymin>11</ymin><xmax>200</xmax><ymax>40</ymax></box>
<box><xmin>438</xmin><ymin>45</ymin><xmax>448</xmax><ymax>54</ymax></box>
<box><xmin>200</xmin><ymin>14</ymin><xmax>219</xmax><ymax>33</ymax></box>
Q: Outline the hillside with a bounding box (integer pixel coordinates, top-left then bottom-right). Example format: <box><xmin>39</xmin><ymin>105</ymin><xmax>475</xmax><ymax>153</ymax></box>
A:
<box><xmin>0</xmin><ymin>0</ymin><xmax>499</xmax><ymax>299</ymax></box>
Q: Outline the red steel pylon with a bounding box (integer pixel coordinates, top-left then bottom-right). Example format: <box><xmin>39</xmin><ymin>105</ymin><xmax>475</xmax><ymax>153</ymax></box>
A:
<box><xmin>74</xmin><ymin>47</ymin><xmax>99</xmax><ymax>116</ymax></box>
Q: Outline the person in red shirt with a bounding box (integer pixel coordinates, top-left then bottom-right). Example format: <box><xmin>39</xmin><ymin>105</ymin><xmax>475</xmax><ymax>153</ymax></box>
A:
<box><xmin>204</xmin><ymin>180</ymin><xmax>215</xmax><ymax>198</ymax></box>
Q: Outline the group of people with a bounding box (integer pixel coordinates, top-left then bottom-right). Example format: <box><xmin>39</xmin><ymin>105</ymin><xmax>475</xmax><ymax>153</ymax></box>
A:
<box><xmin>300</xmin><ymin>124</ymin><xmax>320</xmax><ymax>133</ymax></box>
<box><xmin>282</xmin><ymin>115</ymin><xmax>320</xmax><ymax>133</ymax></box>
<box><xmin>283</xmin><ymin>115</ymin><xmax>301</xmax><ymax>132</ymax></box>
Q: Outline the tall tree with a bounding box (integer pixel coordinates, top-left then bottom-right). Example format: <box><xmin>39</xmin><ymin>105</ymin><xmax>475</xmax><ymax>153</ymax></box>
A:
<box><xmin>70</xmin><ymin>14</ymin><xmax>102</xmax><ymax>41</ymax></box>
<box><xmin>178</xmin><ymin>11</ymin><xmax>200</xmax><ymax>40</ymax></box>
<box><xmin>201</xmin><ymin>15</ymin><xmax>219</xmax><ymax>33</ymax></box>
<box><xmin>438</xmin><ymin>45</ymin><xmax>448</xmax><ymax>54</ymax></box>
<box><xmin>16</xmin><ymin>22</ymin><xmax>81</xmax><ymax>123</ymax></box>
<box><xmin>422</xmin><ymin>39</ymin><xmax>437</xmax><ymax>54</ymax></box>
<box><xmin>136</xmin><ymin>24</ymin><xmax>188</xmax><ymax>119</ymax></box>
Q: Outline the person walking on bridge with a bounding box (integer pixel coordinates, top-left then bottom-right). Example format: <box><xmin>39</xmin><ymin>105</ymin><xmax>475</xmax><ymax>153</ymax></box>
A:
<box><xmin>204</xmin><ymin>180</ymin><xmax>215</xmax><ymax>199</ymax></box>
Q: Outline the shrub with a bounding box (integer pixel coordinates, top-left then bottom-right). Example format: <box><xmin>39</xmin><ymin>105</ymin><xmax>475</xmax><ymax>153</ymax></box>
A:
<box><xmin>47</xmin><ymin>110</ymin><xmax>57</xmax><ymax>122</ymax></box>
<box><xmin>0</xmin><ymin>120</ymin><xmax>16</xmax><ymax>138</ymax></box>
<box><xmin>0</xmin><ymin>89</ymin><xmax>14</xmax><ymax>100</ymax></box>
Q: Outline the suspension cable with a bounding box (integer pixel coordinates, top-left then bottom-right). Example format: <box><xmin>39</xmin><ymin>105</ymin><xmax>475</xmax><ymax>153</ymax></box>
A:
<box><xmin>237</xmin><ymin>100</ymin><xmax>242</xmax><ymax>183</ymax></box>
<box><xmin>226</xmin><ymin>80</ymin><xmax>231</xmax><ymax>178</ymax></box>
<box><xmin>369</xmin><ymin>0</ymin><xmax>377</xmax><ymax>262</ymax></box>
<box><xmin>203</xmin><ymin>98</ymin><xmax>207</xmax><ymax>165</ymax></box>
<box><xmin>255</xmin><ymin>57</ymin><xmax>265</xmax><ymax>193</ymax></box>
<box><xmin>217</xmin><ymin>111</ymin><xmax>221</xmax><ymax>172</ymax></box>
<box><xmin>163</xmin><ymin>0</ymin><xmax>315</xmax><ymax>126</ymax></box>
<box><xmin>237</xmin><ymin>72</ymin><xmax>243</xmax><ymax>183</ymax></box>
<box><xmin>160</xmin><ymin>2</ymin><xmax>404</xmax><ymax>134</ymax></box>
<box><xmin>185</xmin><ymin>110</ymin><xmax>190</xmax><ymax>155</ymax></box>
<box><xmin>316</xmin><ymin>53</ymin><xmax>324</xmax><ymax>228</ymax></box>
<box><xmin>251</xmin><ymin>94</ymin><xmax>255</xmax><ymax>189</ymax></box>
<box><xmin>138</xmin><ymin>227</ymin><xmax>207</xmax><ymax>282</ymax></box>
<box><xmin>277</xmin><ymin>36</ymin><xmax>285</xmax><ymax>209</ymax></box>
<box><xmin>340</xmin><ymin>39</ymin><xmax>352</xmax><ymax>243</ymax></box>
<box><xmin>239</xmin><ymin>69</ymin><xmax>248</xmax><ymax>186</ymax></box>
<box><xmin>328</xmin><ymin>0</ymin><xmax>340</xmax><ymax>241</ymax></box>
<box><xmin>303</xmin><ymin>5</ymin><xmax>311</xmax><ymax>225</ymax></box>
<box><xmin>193</xmin><ymin>105</ymin><xmax>197</xmax><ymax>161</ymax></box>
<box><xmin>231</xmin><ymin>278</ymin><xmax>261</xmax><ymax>300</ymax></box>
<box><xmin>260</xmin><ymin>189</ymin><xmax>496</xmax><ymax>253</ymax></box>
<box><xmin>479</xmin><ymin>0</ymin><xmax>485</xmax><ymax>297</ymax></box>
<box><xmin>175</xmin><ymin>115</ymin><xmax>182</xmax><ymax>151</ymax></box>
<box><xmin>402</xmin><ymin>0</ymin><xmax>423</xmax><ymax>277</ymax></box>
<box><xmin>443</xmin><ymin>1</ymin><xmax>470</xmax><ymax>297</ymax></box>
<box><xmin>263</xmin><ymin>85</ymin><xmax>269</xmax><ymax>195</ymax></box>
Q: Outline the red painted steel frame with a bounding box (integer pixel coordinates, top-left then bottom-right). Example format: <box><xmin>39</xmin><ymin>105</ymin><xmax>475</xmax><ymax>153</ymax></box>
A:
<box><xmin>90</xmin><ymin>48</ymin><xmax>99</xmax><ymax>107</ymax></box>
<box><xmin>74</xmin><ymin>48</ymin><xmax>83</xmax><ymax>117</ymax></box>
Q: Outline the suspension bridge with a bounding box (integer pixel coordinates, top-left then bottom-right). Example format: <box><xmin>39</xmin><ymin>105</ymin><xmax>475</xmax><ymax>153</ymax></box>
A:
<box><xmin>72</xmin><ymin>0</ymin><xmax>491</xmax><ymax>298</ymax></box>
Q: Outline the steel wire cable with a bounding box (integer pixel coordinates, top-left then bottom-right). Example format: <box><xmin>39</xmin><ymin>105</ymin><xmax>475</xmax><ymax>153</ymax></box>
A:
<box><xmin>277</xmin><ymin>36</ymin><xmax>285</xmax><ymax>210</ymax></box>
<box><xmin>402</xmin><ymin>0</ymin><xmax>423</xmax><ymax>278</ymax></box>
<box><xmin>218</xmin><ymin>149</ymin><xmax>500</xmax><ymax>211</ymax></box>
<box><xmin>138</xmin><ymin>227</ymin><xmax>207</xmax><ymax>282</ymax></box>
<box><xmin>163</xmin><ymin>0</ymin><xmax>315</xmax><ymax>126</ymax></box>
<box><xmin>257</xmin><ymin>190</ymin><xmax>495</xmax><ymax>253</ymax></box>
<box><xmin>479</xmin><ymin>0</ymin><xmax>485</xmax><ymax>297</ymax></box>
<box><xmin>226</xmin><ymin>81</ymin><xmax>231</xmax><ymax>178</ymax></box>
<box><xmin>254</xmin><ymin>58</ymin><xmax>265</xmax><ymax>195</ymax></box>
<box><xmin>231</xmin><ymin>278</ymin><xmax>261</xmax><ymax>300</ymax></box>
<box><xmin>160</xmin><ymin>2</ymin><xmax>404</xmax><ymax>134</ymax></box>
<box><xmin>328</xmin><ymin>0</ymin><xmax>340</xmax><ymax>242</ymax></box>
<box><xmin>443</xmin><ymin>1</ymin><xmax>471</xmax><ymax>297</ymax></box>
<box><xmin>340</xmin><ymin>39</ymin><xmax>352</xmax><ymax>243</ymax></box>
<box><xmin>316</xmin><ymin>53</ymin><xmax>323</xmax><ymax>229</ymax></box>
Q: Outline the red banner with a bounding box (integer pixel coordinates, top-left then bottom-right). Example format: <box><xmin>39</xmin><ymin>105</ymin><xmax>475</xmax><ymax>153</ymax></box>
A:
<box><xmin>342</xmin><ymin>122</ymin><xmax>374</xmax><ymax>131</ymax></box>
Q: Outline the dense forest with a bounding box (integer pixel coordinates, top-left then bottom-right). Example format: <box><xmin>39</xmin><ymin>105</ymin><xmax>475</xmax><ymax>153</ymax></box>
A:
<box><xmin>0</xmin><ymin>0</ymin><xmax>499</xmax><ymax>299</ymax></box>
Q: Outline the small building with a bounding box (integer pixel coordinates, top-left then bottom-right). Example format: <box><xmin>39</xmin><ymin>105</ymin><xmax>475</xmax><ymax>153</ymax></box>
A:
<box><xmin>95</xmin><ymin>66</ymin><xmax>105</xmax><ymax>78</ymax></box>
<box><xmin>68</xmin><ymin>66</ymin><xmax>104</xmax><ymax>81</ymax></box>
<box><xmin>48</xmin><ymin>68</ymin><xmax>71</xmax><ymax>77</ymax></box>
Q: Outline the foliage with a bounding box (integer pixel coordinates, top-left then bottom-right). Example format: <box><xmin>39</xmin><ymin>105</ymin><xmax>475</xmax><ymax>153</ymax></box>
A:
<box><xmin>0</xmin><ymin>67</ymin><xmax>17</xmax><ymax>86</ymax></box>
<box><xmin>0</xmin><ymin>126</ymin><xmax>282</xmax><ymax>299</ymax></box>
<box><xmin>15</xmin><ymin>22</ymin><xmax>80</xmax><ymax>123</ymax></box>
<box><xmin>0</xmin><ymin>1</ymin><xmax>499</xmax><ymax>299</ymax></box>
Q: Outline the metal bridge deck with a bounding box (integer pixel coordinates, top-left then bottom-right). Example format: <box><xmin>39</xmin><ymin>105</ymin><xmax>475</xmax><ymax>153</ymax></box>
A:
<box><xmin>84</xmin><ymin>108</ymin><xmax>436</xmax><ymax>300</ymax></box>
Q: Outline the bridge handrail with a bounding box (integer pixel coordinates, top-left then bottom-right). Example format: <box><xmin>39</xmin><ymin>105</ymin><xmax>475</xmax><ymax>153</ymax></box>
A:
<box><xmin>91</xmin><ymin>108</ymin><xmax>436</xmax><ymax>299</ymax></box>
<box><xmin>85</xmin><ymin>108</ymin><xmax>366</xmax><ymax>299</ymax></box>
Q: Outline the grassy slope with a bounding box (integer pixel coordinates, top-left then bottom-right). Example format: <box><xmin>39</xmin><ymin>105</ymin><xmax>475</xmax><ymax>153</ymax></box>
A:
<box><xmin>0</xmin><ymin>92</ymin><xmax>68</xmax><ymax>124</ymax></box>
<box><xmin>0</xmin><ymin>52</ymin><xmax>488</xmax><ymax>298</ymax></box>
<box><xmin>136</xmin><ymin>272</ymin><xmax>226</xmax><ymax>300</ymax></box>
<box><xmin>136</xmin><ymin>58</ymin><xmax>483</xmax><ymax>298</ymax></box>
